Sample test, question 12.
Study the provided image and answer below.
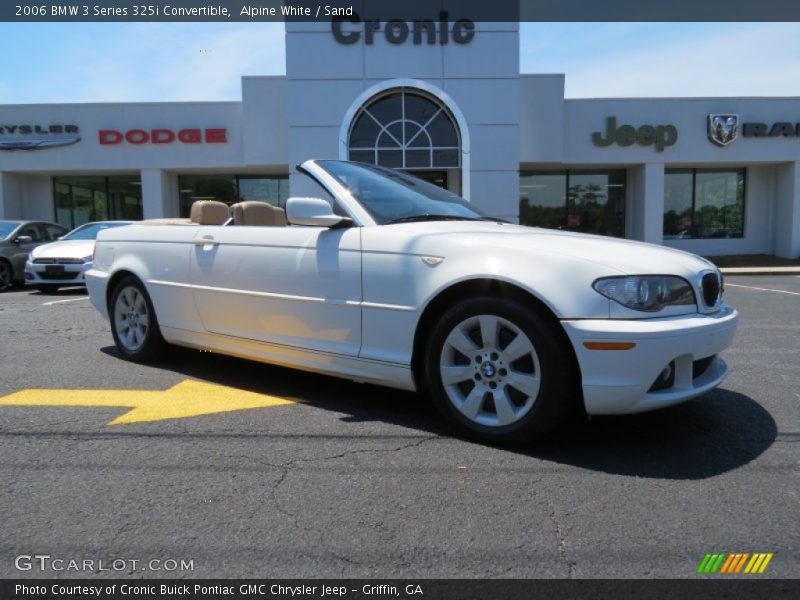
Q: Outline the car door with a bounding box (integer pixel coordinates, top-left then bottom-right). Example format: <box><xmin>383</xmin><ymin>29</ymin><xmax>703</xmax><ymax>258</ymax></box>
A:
<box><xmin>189</xmin><ymin>223</ymin><xmax>362</xmax><ymax>357</ymax></box>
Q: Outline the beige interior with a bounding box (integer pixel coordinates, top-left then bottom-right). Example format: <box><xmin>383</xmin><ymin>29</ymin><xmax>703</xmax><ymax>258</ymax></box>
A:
<box><xmin>190</xmin><ymin>200</ymin><xmax>230</xmax><ymax>225</ymax></box>
<box><xmin>231</xmin><ymin>201</ymin><xmax>288</xmax><ymax>226</ymax></box>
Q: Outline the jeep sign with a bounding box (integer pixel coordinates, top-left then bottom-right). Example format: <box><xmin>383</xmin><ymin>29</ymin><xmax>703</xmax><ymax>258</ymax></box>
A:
<box><xmin>592</xmin><ymin>117</ymin><xmax>678</xmax><ymax>152</ymax></box>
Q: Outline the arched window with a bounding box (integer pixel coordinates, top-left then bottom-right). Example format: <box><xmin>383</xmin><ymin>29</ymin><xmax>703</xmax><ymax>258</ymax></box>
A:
<box><xmin>347</xmin><ymin>88</ymin><xmax>461</xmax><ymax>169</ymax></box>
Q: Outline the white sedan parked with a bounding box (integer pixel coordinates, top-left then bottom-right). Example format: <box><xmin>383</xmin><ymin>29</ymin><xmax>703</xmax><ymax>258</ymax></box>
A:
<box><xmin>26</xmin><ymin>221</ymin><xmax>133</xmax><ymax>292</ymax></box>
<box><xmin>86</xmin><ymin>160</ymin><xmax>738</xmax><ymax>442</ymax></box>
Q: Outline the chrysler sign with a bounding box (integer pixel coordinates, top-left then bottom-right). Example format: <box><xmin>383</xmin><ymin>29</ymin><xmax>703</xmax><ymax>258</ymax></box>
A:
<box><xmin>0</xmin><ymin>124</ymin><xmax>80</xmax><ymax>151</ymax></box>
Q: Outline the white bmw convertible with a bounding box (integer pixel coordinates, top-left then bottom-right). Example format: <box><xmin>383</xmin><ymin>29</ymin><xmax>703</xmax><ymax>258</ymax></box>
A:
<box><xmin>86</xmin><ymin>160</ymin><xmax>739</xmax><ymax>442</ymax></box>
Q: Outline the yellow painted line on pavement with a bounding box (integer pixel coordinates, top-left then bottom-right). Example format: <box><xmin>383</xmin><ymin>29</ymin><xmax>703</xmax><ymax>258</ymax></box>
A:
<box><xmin>0</xmin><ymin>379</ymin><xmax>296</xmax><ymax>425</ymax></box>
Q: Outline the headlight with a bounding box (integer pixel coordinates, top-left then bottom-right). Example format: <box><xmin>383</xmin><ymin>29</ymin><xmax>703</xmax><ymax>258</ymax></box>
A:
<box><xmin>593</xmin><ymin>276</ymin><xmax>696</xmax><ymax>312</ymax></box>
<box><xmin>81</xmin><ymin>255</ymin><xmax>93</xmax><ymax>263</ymax></box>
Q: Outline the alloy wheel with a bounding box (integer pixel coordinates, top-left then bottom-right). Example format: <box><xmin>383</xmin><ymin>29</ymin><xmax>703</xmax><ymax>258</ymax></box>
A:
<box><xmin>113</xmin><ymin>285</ymin><xmax>150</xmax><ymax>352</ymax></box>
<box><xmin>439</xmin><ymin>314</ymin><xmax>541</xmax><ymax>427</ymax></box>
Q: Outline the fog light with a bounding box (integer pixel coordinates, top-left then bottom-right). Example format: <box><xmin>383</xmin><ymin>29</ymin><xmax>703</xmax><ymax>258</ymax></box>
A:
<box><xmin>648</xmin><ymin>360</ymin><xmax>676</xmax><ymax>392</ymax></box>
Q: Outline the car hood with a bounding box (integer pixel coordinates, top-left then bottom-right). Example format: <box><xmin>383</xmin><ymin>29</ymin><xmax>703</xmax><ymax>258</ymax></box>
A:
<box><xmin>31</xmin><ymin>239</ymin><xmax>95</xmax><ymax>260</ymax></box>
<box><xmin>382</xmin><ymin>221</ymin><xmax>716</xmax><ymax>277</ymax></box>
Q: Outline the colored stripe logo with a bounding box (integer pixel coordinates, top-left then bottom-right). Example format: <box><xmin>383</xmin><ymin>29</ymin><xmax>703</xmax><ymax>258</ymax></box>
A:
<box><xmin>697</xmin><ymin>552</ymin><xmax>773</xmax><ymax>574</ymax></box>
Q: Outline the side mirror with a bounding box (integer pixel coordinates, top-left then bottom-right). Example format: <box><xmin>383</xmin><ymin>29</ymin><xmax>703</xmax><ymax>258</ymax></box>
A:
<box><xmin>13</xmin><ymin>235</ymin><xmax>33</xmax><ymax>245</ymax></box>
<box><xmin>286</xmin><ymin>197</ymin><xmax>353</xmax><ymax>228</ymax></box>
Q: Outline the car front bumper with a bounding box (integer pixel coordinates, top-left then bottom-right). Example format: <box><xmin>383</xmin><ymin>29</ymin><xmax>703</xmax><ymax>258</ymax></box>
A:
<box><xmin>25</xmin><ymin>260</ymin><xmax>92</xmax><ymax>287</ymax></box>
<box><xmin>85</xmin><ymin>268</ymin><xmax>111</xmax><ymax>319</ymax></box>
<box><xmin>561</xmin><ymin>306</ymin><xmax>739</xmax><ymax>415</ymax></box>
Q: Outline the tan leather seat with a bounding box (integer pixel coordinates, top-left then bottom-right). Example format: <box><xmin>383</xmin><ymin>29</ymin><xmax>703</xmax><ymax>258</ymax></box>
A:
<box><xmin>190</xmin><ymin>200</ymin><xmax>230</xmax><ymax>225</ymax></box>
<box><xmin>231</xmin><ymin>201</ymin><xmax>288</xmax><ymax>226</ymax></box>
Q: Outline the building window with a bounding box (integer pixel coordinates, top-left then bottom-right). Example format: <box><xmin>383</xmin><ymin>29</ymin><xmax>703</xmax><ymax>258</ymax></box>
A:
<box><xmin>664</xmin><ymin>169</ymin><xmax>745</xmax><ymax>239</ymax></box>
<box><xmin>348</xmin><ymin>88</ymin><xmax>461</xmax><ymax>170</ymax></box>
<box><xmin>53</xmin><ymin>175</ymin><xmax>143</xmax><ymax>229</ymax></box>
<box><xmin>178</xmin><ymin>175</ymin><xmax>289</xmax><ymax>217</ymax></box>
<box><xmin>519</xmin><ymin>170</ymin><xmax>626</xmax><ymax>238</ymax></box>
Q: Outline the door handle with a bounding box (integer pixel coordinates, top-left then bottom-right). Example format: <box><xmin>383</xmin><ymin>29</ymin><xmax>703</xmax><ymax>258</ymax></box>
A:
<box><xmin>194</xmin><ymin>236</ymin><xmax>219</xmax><ymax>248</ymax></box>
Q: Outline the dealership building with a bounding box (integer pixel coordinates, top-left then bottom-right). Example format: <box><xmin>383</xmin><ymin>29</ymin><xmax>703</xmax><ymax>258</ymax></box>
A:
<box><xmin>1</xmin><ymin>21</ymin><xmax>799</xmax><ymax>258</ymax></box>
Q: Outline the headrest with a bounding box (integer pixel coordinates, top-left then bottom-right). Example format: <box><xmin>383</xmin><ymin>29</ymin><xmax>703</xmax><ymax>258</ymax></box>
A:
<box><xmin>190</xmin><ymin>200</ymin><xmax>230</xmax><ymax>225</ymax></box>
<box><xmin>232</xmin><ymin>201</ymin><xmax>288</xmax><ymax>226</ymax></box>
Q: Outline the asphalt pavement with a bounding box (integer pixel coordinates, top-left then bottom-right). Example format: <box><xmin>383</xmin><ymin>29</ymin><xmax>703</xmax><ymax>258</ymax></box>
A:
<box><xmin>0</xmin><ymin>276</ymin><xmax>797</xmax><ymax>579</ymax></box>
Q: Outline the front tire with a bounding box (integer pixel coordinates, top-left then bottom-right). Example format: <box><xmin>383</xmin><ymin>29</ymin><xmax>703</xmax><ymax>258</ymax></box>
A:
<box><xmin>424</xmin><ymin>296</ymin><xmax>576</xmax><ymax>444</ymax></box>
<box><xmin>110</xmin><ymin>276</ymin><xmax>166</xmax><ymax>362</ymax></box>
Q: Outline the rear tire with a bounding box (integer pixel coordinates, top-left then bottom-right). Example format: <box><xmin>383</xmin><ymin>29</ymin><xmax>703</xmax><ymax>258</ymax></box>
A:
<box><xmin>109</xmin><ymin>276</ymin><xmax>166</xmax><ymax>362</ymax></box>
<box><xmin>424</xmin><ymin>296</ymin><xmax>576</xmax><ymax>444</ymax></box>
<box><xmin>0</xmin><ymin>260</ymin><xmax>12</xmax><ymax>292</ymax></box>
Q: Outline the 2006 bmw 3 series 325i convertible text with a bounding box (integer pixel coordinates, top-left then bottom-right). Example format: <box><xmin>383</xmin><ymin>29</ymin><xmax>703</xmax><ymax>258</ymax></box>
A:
<box><xmin>85</xmin><ymin>160</ymin><xmax>739</xmax><ymax>443</ymax></box>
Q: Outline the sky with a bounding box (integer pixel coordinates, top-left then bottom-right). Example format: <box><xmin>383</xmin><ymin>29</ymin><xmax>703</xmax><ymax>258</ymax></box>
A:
<box><xmin>1</xmin><ymin>22</ymin><xmax>800</xmax><ymax>104</ymax></box>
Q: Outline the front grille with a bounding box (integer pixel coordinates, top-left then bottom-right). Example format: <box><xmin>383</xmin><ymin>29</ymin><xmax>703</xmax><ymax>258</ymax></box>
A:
<box><xmin>34</xmin><ymin>258</ymin><xmax>84</xmax><ymax>265</ymax></box>
<box><xmin>40</xmin><ymin>271</ymin><xmax>81</xmax><ymax>280</ymax></box>
<box><xmin>701</xmin><ymin>272</ymin><xmax>721</xmax><ymax>307</ymax></box>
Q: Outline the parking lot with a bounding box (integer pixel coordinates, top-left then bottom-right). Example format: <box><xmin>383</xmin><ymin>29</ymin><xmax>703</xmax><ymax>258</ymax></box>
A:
<box><xmin>0</xmin><ymin>275</ymin><xmax>797</xmax><ymax>579</ymax></box>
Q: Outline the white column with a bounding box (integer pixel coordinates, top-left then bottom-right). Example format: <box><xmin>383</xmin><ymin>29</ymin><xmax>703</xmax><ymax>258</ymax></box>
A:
<box><xmin>0</xmin><ymin>172</ymin><xmax>23</xmax><ymax>219</ymax></box>
<box><xmin>629</xmin><ymin>163</ymin><xmax>664</xmax><ymax>245</ymax></box>
<box><xmin>139</xmin><ymin>169</ymin><xmax>176</xmax><ymax>219</ymax></box>
<box><xmin>775</xmin><ymin>162</ymin><xmax>800</xmax><ymax>259</ymax></box>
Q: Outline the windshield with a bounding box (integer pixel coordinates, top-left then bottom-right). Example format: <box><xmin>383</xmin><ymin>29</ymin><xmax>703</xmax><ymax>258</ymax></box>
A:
<box><xmin>0</xmin><ymin>221</ymin><xmax>19</xmax><ymax>239</ymax></box>
<box><xmin>64</xmin><ymin>222</ymin><xmax>131</xmax><ymax>240</ymax></box>
<box><xmin>316</xmin><ymin>160</ymin><xmax>489</xmax><ymax>225</ymax></box>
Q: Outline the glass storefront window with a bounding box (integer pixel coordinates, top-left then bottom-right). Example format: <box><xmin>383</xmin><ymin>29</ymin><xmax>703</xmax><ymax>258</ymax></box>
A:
<box><xmin>178</xmin><ymin>175</ymin><xmax>289</xmax><ymax>217</ymax></box>
<box><xmin>663</xmin><ymin>170</ymin><xmax>694</xmax><ymax>240</ymax></box>
<box><xmin>178</xmin><ymin>175</ymin><xmax>236</xmax><ymax>217</ymax></box>
<box><xmin>663</xmin><ymin>169</ymin><xmax>745</xmax><ymax>239</ymax></box>
<box><xmin>519</xmin><ymin>170</ymin><xmax>626</xmax><ymax>238</ymax></box>
<box><xmin>519</xmin><ymin>172</ymin><xmax>567</xmax><ymax>230</ymax></box>
<box><xmin>238</xmin><ymin>177</ymin><xmax>290</xmax><ymax>208</ymax></box>
<box><xmin>53</xmin><ymin>176</ymin><xmax>142</xmax><ymax>229</ymax></box>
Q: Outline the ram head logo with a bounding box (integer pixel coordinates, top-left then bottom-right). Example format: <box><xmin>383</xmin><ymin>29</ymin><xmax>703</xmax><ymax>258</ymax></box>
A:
<box><xmin>708</xmin><ymin>114</ymin><xmax>739</xmax><ymax>146</ymax></box>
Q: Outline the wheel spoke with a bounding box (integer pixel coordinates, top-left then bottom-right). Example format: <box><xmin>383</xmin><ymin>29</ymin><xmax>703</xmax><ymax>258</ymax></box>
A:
<box><xmin>506</xmin><ymin>372</ymin><xmax>541</xmax><ymax>399</ymax></box>
<box><xmin>119</xmin><ymin>289</ymin><xmax>131</xmax><ymax>309</ymax></box>
<box><xmin>493</xmin><ymin>389</ymin><xmax>517</xmax><ymax>426</ymax></box>
<box><xmin>137</xmin><ymin>313</ymin><xmax>149</xmax><ymax>328</ymax></box>
<box><xmin>125</xmin><ymin>327</ymin><xmax>136</xmax><ymax>348</ymax></box>
<box><xmin>502</xmin><ymin>332</ymin><xmax>534</xmax><ymax>362</ymax></box>
<box><xmin>478</xmin><ymin>315</ymin><xmax>499</xmax><ymax>350</ymax></box>
<box><xmin>459</xmin><ymin>387</ymin><xmax>485</xmax><ymax>420</ymax></box>
<box><xmin>134</xmin><ymin>293</ymin><xmax>145</xmax><ymax>313</ymax></box>
<box><xmin>441</xmin><ymin>364</ymin><xmax>473</xmax><ymax>385</ymax></box>
<box><xmin>446</xmin><ymin>326</ymin><xmax>478</xmax><ymax>357</ymax></box>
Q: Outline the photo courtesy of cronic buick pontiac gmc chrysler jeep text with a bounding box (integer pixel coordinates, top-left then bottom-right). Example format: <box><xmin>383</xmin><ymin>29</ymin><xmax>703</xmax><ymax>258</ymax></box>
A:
<box><xmin>84</xmin><ymin>160</ymin><xmax>739</xmax><ymax>443</ymax></box>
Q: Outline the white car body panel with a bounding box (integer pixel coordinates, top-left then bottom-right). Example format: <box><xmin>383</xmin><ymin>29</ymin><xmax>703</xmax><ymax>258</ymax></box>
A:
<box><xmin>86</xmin><ymin>159</ymin><xmax>739</xmax><ymax>414</ymax></box>
<box><xmin>187</xmin><ymin>224</ymin><xmax>362</xmax><ymax>356</ymax></box>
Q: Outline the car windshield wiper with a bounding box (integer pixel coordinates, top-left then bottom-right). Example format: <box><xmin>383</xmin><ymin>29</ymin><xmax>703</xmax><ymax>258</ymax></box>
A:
<box><xmin>386</xmin><ymin>214</ymin><xmax>482</xmax><ymax>224</ymax></box>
